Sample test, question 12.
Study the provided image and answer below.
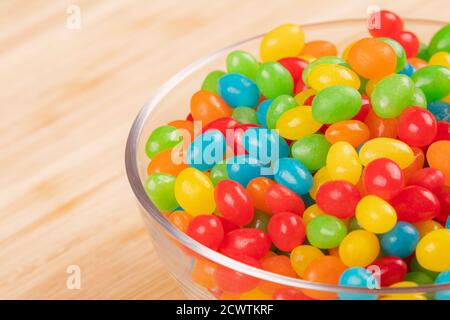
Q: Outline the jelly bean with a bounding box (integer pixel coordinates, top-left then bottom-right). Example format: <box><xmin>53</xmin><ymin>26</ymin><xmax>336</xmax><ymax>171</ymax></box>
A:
<box><xmin>290</xmin><ymin>245</ymin><xmax>324</xmax><ymax>277</ymax></box>
<box><xmin>391</xmin><ymin>31</ymin><xmax>420</xmax><ymax>58</ymax></box>
<box><xmin>371</xmin><ymin>256</ymin><xmax>407</xmax><ymax>287</ymax></box>
<box><xmin>316</xmin><ymin>180</ymin><xmax>360</xmax><ymax>218</ymax></box>
<box><xmin>339</xmin><ymin>230</ymin><xmax>380</xmax><ymax>267</ymax></box>
<box><xmin>201</xmin><ymin>70</ymin><xmax>226</xmax><ymax>95</ymax></box>
<box><xmin>325</xmin><ymin>120</ymin><xmax>370</xmax><ymax>148</ymax></box>
<box><xmin>226</xmin><ymin>155</ymin><xmax>266</xmax><ymax>187</ymax></box>
<box><xmin>210</xmin><ymin>162</ymin><xmax>228</xmax><ymax>185</ymax></box>
<box><xmin>409</xmin><ymin>57</ymin><xmax>428</xmax><ymax>70</ymax></box>
<box><xmin>378</xmin><ymin>38</ymin><xmax>407</xmax><ymax>72</ymax></box>
<box><xmin>356</xmin><ymin>195</ymin><xmax>397</xmax><ymax>234</ymax></box>
<box><xmin>231</xmin><ymin>123</ymin><xmax>260</xmax><ymax>155</ymax></box>
<box><xmin>276</xmin><ymin>106</ymin><xmax>322</xmax><ymax>140</ymax></box>
<box><xmin>302</xmin><ymin>255</ymin><xmax>347</xmax><ymax>300</ymax></box>
<box><xmin>203</xmin><ymin>116</ymin><xmax>238</xmax><ymax>136</ymax></box>
<box><xmin>312</xmin><ymin>85</ymin><xmax>362</xmax><ymax>124</ymax></box>
<box><xmin>260</xmin><ymin>24</ymin><xmax>305</xmax><ymax>62</ymax></box>
<box><xmin>219</xmin><ymin>216</ymin><xmax>240</xmax><ymax>234</ymax></box>
<box><xmin>278</xmin><ymin>57</ymin><xmax>309</xmax><ymax>87</ymax></box>
<box><xmin>186</xmin><ymin>130</ymin><xmax>226</xmax><ymax>171</ymax></box>
<box><xmin>246</xmin><ymin>177</ymin><xmax>276</xmax><ymax>213</ymax></box>
<box><xmin>294</xmin><ymin>77</ymin><xmax>308</xmax><ymax>94</ymax></box>
<box><xmin>429</xmin><ymin>51</ymin><xmax>450</xmax><ymax>68</ymax></box>
<box><xmin>309</xmin><ymin>167</ymin><xmax>331</xmax><ymax>199</ymax></box>
<box><xmin>404</xmin><ymin>271</ymin><xmax>434</xmax><ymax>285</ymax></box>
<box><xmin>256</xmin><ymin>62</ymin><xmax>293</xmax><ymax>99</ymax></box>
<box><xmin>408</xmin><ymin>168</ymin><xmax>445</xmax><ymax>194</ymax></box>
<box><xmin>145</xmin><ymin>125</ymin><xmax>182</xmax><ymax>159</ymax></box>
<box><xmin>399</xmin><ymin>62</ymin><xmax>415</xmax><ymax>76</ymax></box>
<box><xmin>402</xmin><ymin>147</ymin><xmax>425</xmax><ymax>179</ymax></box>
<box><xmin>348</xmin><ymin>217</ymin><xmax>362</xmax><ymax>232</ymax></box>
<box><xmin>416</xmin><ymin>229</ymin><xmax>450</xmax><ymax>272</ymax></box>
<box><xmin>256</xmin><ymin>99</ymin><xmax>273</xmax><ymax>127</ymax></box>
<box><xmin>243</xmin><ymin>127</ymin><xmax>290</xmax><ymax>163</ymax></box>
<box><xmin>381</xmin><ymin>281</ymin><xmax>427</xmax><ymax>300</ymax></box>
<box><xmin>266</xmin><ymin>183</ymin><xmax>305</xmax><ymax>216</ymax></box>
<box><xmin>273</xmin><ymin>158</ymin><xmax>313</xmax><ymax>195</ymax></box>
<box><xmin>232</xmin><ymin>106</ymin><xmax>259</xmax><ymax>124</ymax></box>
<box><xmin>291</xmin><ymin>134</ymin><xmax>331</xmax><ymax>172</ymax></box>
<box><xmin>273</xmin><ymin>288</ymin><xmax>312</xmax><ymax>300</ymax></box>
<box><xmin>144</xmin><ymin>173</ymin><xmax>178</xmax><ymax>211</ymax></box>
<box><xmin>218</xmin><ymin>73</ymin><xmax>260</xmax><ymax>108</ymax></box>
<box><xmin>347</xmin><ymin>38</ymin><xmax>397</xmax><ymax>79</ymax></box>
<box><xmin>428</xmin><ymin>101</ymin><xmax>450</xmax><ymax>121</ymax></box>
<box><xmin>302</xmin><ymin>204</ymin><xmax>325</xmax><ymax>225</ymax></box>
<box><xmin>175</xmin><ymin>168</ymin><xmax>216</xmax><ymax>215</ymax></box>
<box><xmin>364</xmin><ymin>109</ymin><xmax>398</xmax><ymax>139</ymax></box>
<box><xmin>410</xmin><ymin>256</ymin><xmax>439</xmax><ymax>280</ymax></box>
<box><xmin>371</xmin><ymin>74</ymin><xmax>414</xmax><ymax>118</ymax></box>
<box><xmin>268</xmin><ymin>212</ymin><xmax>306</xmax><ymax>252</ymax></box>
<box><xmin>390</xmin><ymin>186</ymin><xmax>440</xmax><ymax>223</ymax></box>
<box><xmin>307</xmin><ymin>64</ymin><xmax>360</xmax><ymax>92</ymax></box>
<box><xmin>301</xmin><ymin>40</ymin><xmax>337</xmax><ymax>58</ymax></box>
<box><xmin>247</xmin><ymin>210</ymin><xmax>270</xmax><ymax>232</ymax></box>
<box><xmin>326</xmin><ymin>142</ymin><xmax>362</xmax><ymax>185</ymax></box>
<box><xmin>168</xmin><ymin>119</ymin><xmax>197</xmax><ymax>143</ymax></box>
<box><xmin>367</xmin><ymin>9</ymin><xmax>403</xmax><ymax>37</ymax></box>
<box><xmin>411</xmin><ymin>65</ymin><xmax>450</xmax><ymax>102</ymax></box>
<box><xmin>191</xmin><ymin>258</ymin><xmax>218</xmax><ymax>290</ymax></box>
<box><xmin>338</xmin><ymin>267</ymin><xmax>378</xmax><ymax>300</ymax></box>
<box><xmin>380</xmin><ymin>221</ymin><xmax>419</xmax><ymax>258</ymax></box>
<box><xmin>215</xmin><ymin>180</ymin><xmax>254</xmax><ymax>226</ymax></box>
<box><xmin>409</xmin><ymin>87</ymin><xmax>427</xmax><ymax>109</ymax></box>
<box><xmin>362</xmin><ymin>158</ymin><xmax>405</xmax><ymax>200</ymax></box>
<box><xmin>306</xmin><ymin>214</ymin><xmax>347</xmax><ymax>249</ymax></box>
<box><xmin>266</xmin><ymin>94</ymin><xmax>297</xmax><ymax>129</ymax></box>
<box><xmin>190</xmin><ymin>90</ymin><xmax>232</xmax><ymax>126</ymax></box>
<box><xmin>413</xmin><ymin>220</ymin><xmax>443</xmax><ymax>239</ymax></box>
<box><xmin>302</xmin><ymin>56</ymin><xmax>348</xmax><ymax>85</ymax></box>
<box><xmin>260</xmin><ymin>255</ymin><xmax>297</xmax><ymax>294</ymax></box>
<box><xmin>219</xmin><ymin>228</ymin><xmax>271</xmax><ymax>259</ymax></box>
<box><xmin>168</xmin><ymin>210</ymin><xmax>193</xmax><ymax>232</ymax></box>
<box><xmin>187</xmin><ymin>215</ymin><xmax>224</xmax><ymax>250</ymax></box>
<box><xmin>435</xmin><ymin>189</ymin><xmax>450</xmax><ymax>225</ymax></box>
<box><xmin>417</xmin><ymin>42</ymin><xmax>430</xmax><ymax>60</ymax></box>
<box><xmin>226</xmin><ymin>50</ymin><xmax>259</xmax><ymax>80</ymax></box>
<box><xmin>427</xmin><ymin>140</ymin><xmax>450</xmax><ymax>186</ymax></box>
<box><xmin>147</xmin><ymin>148</ymin><xmax>188</xmax><ymax>176</ymax></box>
<box><xmin>294</xmin><ymin>88</ymin><xmax>316</xmax><ymax>105</ymax></box>
<box><xmin>428</xmin><ymin>24</ymin><xmax>450</xmax><ymax>55</ymax></box>
<box><xmin>304</xmin><ymin>94</ymin><xmax>315</xmax><ymax>106</ymax></box>
<box><xmin>358</xmin><ymin>137</ymin><xmax>414</xmax><ymax>169</ymax></box>
<box><xmin>435</xmin><ymin>270</ymin><xmax>450</xmax><ymax>300</ymax></box>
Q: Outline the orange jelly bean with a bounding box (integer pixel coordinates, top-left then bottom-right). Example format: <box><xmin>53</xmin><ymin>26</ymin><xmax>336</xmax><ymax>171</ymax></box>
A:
<box><xmin>365</xmin><ymin>109</ymin><xmax>398</xmax><ymax>139</ymax></box>
<box><xmin>190</xmin><ymin>90</ymin><xmax>232</xmax><ymax>126</ymax></box>
<box><xmin>325</xmin><ymin>120</ymin><xmax>370</xmax><ymax>148</ymax></box>
<box><xmin>246</xmin><ymin>177</ymin><xmax>276</xmax><ymax>213</ymax></box>
<box><xmin>191</xmin><ymin>258</ymin><xmax>218</xmax><ymax>290</ymax></box>
<box><xmin>168</xmin><ymin>119</ymin><xmax>198</xmax><ymax>147</ymax></box>
<box><xmin>427</xmin><ymin>140</ymin><xmax>450</xmax><ymax>186</ymax></box>
<box><xmin>259</xmin><ymin>255</ymin><xmax>297</xmax><ymax>294</ymax></box>
<box><xmin>147</xmin><ymin>148</ymin><xmax>188</xmax><ymax>176</ymax></box>
<box><xmin>402</xmin><ymin>147</ymin><xmax>425</xmax><ymax>180</ymax></box>
<box><xmin>168</xmin><ymin>210</ymin><xmax>193</xmax><ymax>232</ymax></box>
<box><xmin>300</xmin><ymin>40</ymin><xmax>338</xmax><ymax>58</ymax></box>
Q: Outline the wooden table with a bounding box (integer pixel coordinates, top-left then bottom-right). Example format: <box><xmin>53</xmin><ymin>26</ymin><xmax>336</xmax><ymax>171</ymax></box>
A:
<box><xmin>1</xmin><ymin>0</ymin><xmax>447</xmax><ymax>299</ymax></box>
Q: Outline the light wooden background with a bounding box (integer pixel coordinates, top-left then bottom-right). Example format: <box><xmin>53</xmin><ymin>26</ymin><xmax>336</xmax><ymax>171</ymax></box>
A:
<box><xmin>0</xmin><ymin>0</ymin><xmax>447</xmax><ymax>299</ymax></box>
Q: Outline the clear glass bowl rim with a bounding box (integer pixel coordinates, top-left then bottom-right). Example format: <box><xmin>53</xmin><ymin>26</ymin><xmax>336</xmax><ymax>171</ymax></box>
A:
<box><xmin>125</xmin><ymin>18</ymin><xmax>450</xmax><ymax>295</ymax></box>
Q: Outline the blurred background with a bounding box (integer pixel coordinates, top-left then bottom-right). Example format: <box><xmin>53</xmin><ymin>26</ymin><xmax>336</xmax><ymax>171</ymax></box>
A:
<box><xmin>0</xmin><ymin>0</ymin><xmax>447</xmax><ymax>299</ymax></box>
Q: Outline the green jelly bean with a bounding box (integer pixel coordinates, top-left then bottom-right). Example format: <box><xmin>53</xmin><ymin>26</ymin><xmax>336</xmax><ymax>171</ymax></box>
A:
<box><xmin>371</xmin><ymin>74</ymin><xmax>415</xmax><ymax>118</ymax></box>
<box><xmin>144</xmin><ymin>173</ymin><xmax>178</xmax><ymax>211</ymax></box>
<box><xmin>311</xmin><ymin>85</ymin><xmax>361</xmax><ymax>124</ymax></box>
<box><xmin>359</xmin><ymin>77</ymin><xmax>368</xmax><ymax>94</ymax></box>
<box><xmin>210</xmin><ymin>162</ymin><xmax>228</xmax><ymax>185</ymax></box>
<box><xmin>266</xmin><ymin>94</ymin><xmax>297</xmax><ymax>129</ymax></box>
<box><xmin>411</xmin><ymin>65</ymin><xmax>450</xmax><ymax>102</ymax></box>
<box><xmin>302</xmin><ymin>56</ymin><xmax>349</xmax><ymax>85</ymax></box>
<box><xmin>410</xmin><ymin>87</ymin><xmax>427</xmax><ymax>108</ymax></box>
<box><xmin>428</xmin><ymin>23</ymin><xmax>450</xmax><ymax>56</ymax></box>
<box><xmin>410</xmin><ymin>256</ymin><xmax>439</xmax><ymax>280</ymax></box>
<box><xmin>145</xmin><ymin>125</ymin><xmax>182</xmax><ymax>158</ymax></box>
<box><xmin>201</xmin><ymin>70</ymin><xmax>226</xmax><ymax>95</ymax></box>
<box><xmin>246</xmin><ymin>210</ymin><xmax>270</xmax><ymax>232</ymax></box>
<box><xmin>291</xmin><ymin>134</ymin><xmax>331</xmax><ymax>172</ymax></box>
<box><xmin>256</xmin><ymin>62</ymin><xmax>293</xmax><ymax>99</ymax></box>
<box><xmin>417</xmin><ymin>42</ymin><xmax>430</xmax><ymax>61</ymax></box>
<box><xmin>232</xmin><ymin>106</ymin><xmax>259</xmax><ymax>124</ymax></box>
<box><xmin>226</xmin><ymin>50</ymin><xmax>259</xmax><ymax>80</ymax></box>
<box><xmin>404</xmin><ymin>271</ymin><xmax>434</xmax><ymax>285</ymax></box>
<box><xmin>379</xmin><ymin>38</ymin><xmax>406</xmax><ymax>72</ymax></box>
<box><xmin>306</xmin><ymin>214</ymin><xmax>347</xmax><ymax>249</ymax></box>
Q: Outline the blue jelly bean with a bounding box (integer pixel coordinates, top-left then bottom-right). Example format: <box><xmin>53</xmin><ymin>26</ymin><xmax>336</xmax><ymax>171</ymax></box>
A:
<box><xmin>273</xmin><ymin>158</ymin><xmax>313</xmax><ymax>195</ymax></box>
<box><xmin>256</xmin><ymin>99</ymin><xmax>272</xmax><ymax>127</ymax></box>
<box><xmin>446</xmin><ymin>215</ymin><xmax>450</xmax><ymax>229</ymax></box>
<box><xmin>226</xmin><ymin>155</ymin><xmax>267</xmax><ymax>187</ymax></box>
<box><xmin>218</xmin><ymin>73</ymin><xmax>260</xmax><ymax>108</ymax></box>
<box><xmin>435</xmin><ymin>270</ymin><xmax>450</xmax><ymax>300</ymax></box>
<box><xmin>380</xmin><ymin>222</ymin><xmax>419</xmax><ymax>258</ymax></box>
<box><xmin>427</xmin><ymin>101</ymin><xmax>450</xmax><ymax>121</ymax></box>
<box><xmin>186</xmin><ymin>129</ymin><xmax>226</xmax><ymax>171</ymax></box>
<box><xmin>243</xmin><ymin>127</ymin><xmax>289</xmax><ymax>163</ymax></box>
<box><xmin>338</xmin><ymin>267</ymin><xmax>378</xmax><ymax>300</ymax></box>
<box><xmin>398</xmin><ymin>63</ymin><xmax>416</xmax><ymax>77</ymax></box>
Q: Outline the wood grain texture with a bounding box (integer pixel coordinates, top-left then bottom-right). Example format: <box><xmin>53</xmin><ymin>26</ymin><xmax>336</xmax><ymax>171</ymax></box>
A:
<box><xmin>0</xmin><ymin>0</ymin><xmax>447</xmax><ymax>299</ymax></box>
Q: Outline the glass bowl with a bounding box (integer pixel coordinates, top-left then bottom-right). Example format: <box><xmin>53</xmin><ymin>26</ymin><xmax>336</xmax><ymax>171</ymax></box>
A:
<box><xmin>125</xmin><ymin>18</ymin><xmax>450</xmax><ymax>300</ymax></box>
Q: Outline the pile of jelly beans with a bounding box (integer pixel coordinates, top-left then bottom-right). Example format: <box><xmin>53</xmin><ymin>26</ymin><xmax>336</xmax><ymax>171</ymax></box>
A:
<box><xmin>143</xmin><ymin>9</ymin><xmax>450</xmax><ymax>300</ymax></box>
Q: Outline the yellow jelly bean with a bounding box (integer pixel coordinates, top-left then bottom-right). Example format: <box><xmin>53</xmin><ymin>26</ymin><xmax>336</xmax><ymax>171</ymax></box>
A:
<box><xmin>307</xmin><ymin>64</ymin><xmax>360</xmax><ymax>92</ymax></box>
<box><xmin>413</xmin><ymin>220</ymin><xmax>443</xmax><ymax>239</ymax></box>
<box><xmin>339</xmin><ymin>230</ymin><xmax>380</xmax><ymax>267</ymax></box>
<box><xmin>303</xmin><ymin>204</ymin><xmax>325</xmax><ymax>224</ymax></box>
<box><xmin>443</xmin><ymin>93</ymin><xmax>450</xmax><ymax>103</ymax></box>
<box><xmin>294</xmin><ymin>88</ymin><xmax>316</xmax><ymax>105</ymax></box>
<box><xmin>359</xmin><ymin>137</ymin><xmax>414</xmax><ymax>169</ymax></box>
<box><xmin>326</xmin><ymin>141</ymin><xmax>362</xmax><ymax>185</ymax></box>
<box><xmin>381</xmin><ymin>281</ymin><xmax>427</xmax><ymax>300</ymax></box>
<box><xmin>239</xmin><ymin>288</ymin><xmax>272</xmax><ymax>300</ymax></box>
<box><xmin>429</xmin><ymin>51</ymin><xmax>450</xmax><ymax>68</ymax></box>
<box><xmin>290</xmin><ymin>245</ymin><xmax>324</xmax><ymax>277</ymax></box>
<box><xmin>174</xmin><ymin>168</ymin><xmax>216</xmax><ymax>215</ymax></box>
<box><xmin>365</xmin><ymin>77</ymin><xmax>382</xmax><ymax>97</ymax></box>
<box><xmin>276</xmin><ymin>106</ymin><xmax>322</xmax><ymax>140</ymax></box>
<box><xmin>260</xmin><ymin>24</ymin><xmax>305</xmax><ymax>62</ymax></box>
<box><xmin>356</xmin><ymin>195</ymin><xmax>397</xmax><ymax>234</ymax></box>
<box><xmin>416</xmin><ymin>229</ymin><xmax>450</xmax><ymax>272</ymax></box>
<box><xmin>309</xmin><ymin>167</ymin><xmax>332</xmax><ymax>199</ymax></box>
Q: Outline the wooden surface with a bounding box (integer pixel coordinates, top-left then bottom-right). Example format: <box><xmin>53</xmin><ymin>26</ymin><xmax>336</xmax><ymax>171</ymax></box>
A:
<box><xmin>0</xmin><ymin>0</ymin><xmax>448</xmax><ymax>299</ymax></box>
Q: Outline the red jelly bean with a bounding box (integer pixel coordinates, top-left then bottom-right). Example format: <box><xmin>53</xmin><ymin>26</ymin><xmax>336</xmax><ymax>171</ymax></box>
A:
<box><xmin>316</xmin><ymin>180</ymin><xmax>361</xmax><ymax>218</ymax></box>
<box><xmin>232</xmin><ymin>123</ymin><xmax>261</xmax><ymax>155</ymax></box>
<box><xmin>391</xmin><ymin>31</ymin><xmax>420</xmax><ymax>58</ymax></box>
<box><xmin>214</xmin><ymin>254</ymin><xmax>261</xmax><ymax>293</ymax></box>
<box><xmin>273</xmin><ymin>287</ymin><xmax>313</xmax><ymax>300</ymax></box>
<box><xmin>268</xmin><ymin>212</ymin><xmax>306</xmax><ymax>252</ymax></box>
<box><xmin>371</xmin><ymin>256</ymin><xmax>407</xmax><ymax>287</ymax></box>
<box><xmin>362</xmin><ymin>158</ymin><xmax>405</xmax><ymax>200</ymax></box>
<box><xmin>215</xmin><ymin>180</ymin><xmax>254</xmax><ymax>226</ymax></box>
<box><xmin>266</xmin><ymin>184</ymin><xmax>305</xmax><ymax>216</ymax></box>
<box><xmin>407</xmin><ymin>168</ymin><xmax>445</xmax><ymax>194</ymax></box>
<box><xmin>219</xmin><ymin>228</ymin><xmax>271</xmax><ymax>260</ymax></box>
<box><xmin>352</xmin><ymin>94</ymin><xmax>371</xmax><ymax>122</ymax></box>
<box><xmin>390</xmin><ymin>185</ymin><xmax>441</xmax><ymax>223</ymax></box>
<box><xmin>294</xmin><ymin>78</ymin><xmax>308</xmax><ymax>94</ymax></box>
<box><xmin>278</xmin><ymin>57</ymin><xmax>309</xmax><ymax>87</ymax></box>
<box><xmin>367</xmin><ymin>9</ymin><xmax>404</xmax><ymax>37</ymax></box>
<box><xmin>435</xmin><ymin>188</ymin><xmax>450</xmax><ymax>225</ymax></box>
<box><xmin>397</xmin><ymin>107</ymin><xmax>437</xmax><ymax>147</ymax></box>
<box><xmin>187</xmin><ymin>215</ymin><xmax>224</xmax><ymax>250</ymax></box>
<box><xmin>304</xmin><ymin>94</ymin><xmax>315</xmax><ymax>106</ymax></box>
<box><xmin>218</xmin><ymin>216</ymin><xmax>240</xmax><ymax>234</ymax></box>
<box><xmin>434</xmin><ymin>121</ymin><xmax>450</xmax><ymax>142</ymax></box>
<box><xmin>203</xmin><ymin>117</ymin><xmax>238</xmax><ymax>136</ymax></box>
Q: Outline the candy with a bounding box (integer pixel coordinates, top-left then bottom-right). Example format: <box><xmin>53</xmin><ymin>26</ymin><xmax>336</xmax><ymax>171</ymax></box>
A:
<box><xmin>427</xmin><ymin>101</ymin><xmax>450</xmax><ymax>121</ymax></box>
<box><xmin>215</xmin><ymin>180</ymin><xmax>254</xmax><ymax>226</ymax></box>
<box><xmin>168</xmin><ymin>211</ymin><xmax>192</xmax><ymax>232</ymax></box>
<box><xmin>226</xmin><ymin>50</ymin><xmax>259</xmax><ymax>80</ymax></box>
<box><xmin>260</xmin><ymin>24</ymin><xmax>305</xmax><ymax>62</ymax></box>
<box><xmin>202</xmin><ymin>70</ymin><xmax>226</xmax><ymax>94</ymax></box>
<box><xmin>367</xmin><ymin>10</ymin><xmax>403</xmax><ymax>37</ymax></box>
<box><xmin>326</xmin><ymin>141</ymin><xmax>362</xmax><ymax>184</ymax></box>
<box><xmin>219</xmin><ymin>228</ymin><xmax>270</xmax><ymax>259</ymax></box>
<box><xmin>268</xmin><ymin>212</ymin><xmax>306</xmax><ymax>252</ymax></box>
<box><xmin>429</xmin><ymin>51</ymin><xmax>450</xmax><ymax>68</ymax></box>
<box><xmin>428</xmin><ymin>24</ymin><xmax>450</xmax><ymax>55</ymax></box>
<box><xmin>380</xmin><ymin>221</ymin><xmax>419</xmax><ymax>258</ymax></box>
<box><xmin>187</xmin><ymin>215</ymin><xmax>224</xmax><ymax>250</ymax></box>
<box><xmin>378</xmin><ymin>38</ymin><xmax>407</xmax><ymax>72</ymax></box>
<box><xmin>291</xmin><ymin>134</ymin><xmax>331</xmax><ymax>172</ymax></box>
<box><xmin>273</xmin><ymin>288</ymin><xmax>312</xmax><ymax>300</ymax></box>
<box><xmin>414</xmin><ymin>220</ymin><xmax>443</xmax><ymax>239</ymax></box>
<box><xmin>371</xmin><ymin>256</ymin><xmax>408</xmax><ymax>287</ymax></box>
<box><xmin>276</xmin><ymin>106</ymin><xmax>322</xmax><ymax>140</ymax></box>
<box><xmin>226</xmin><ymin>155</ymin><xmax>266</xmax><ymax>187</ymax></box>
<box><xmin>290</xmin><ymin>245</ymin><xmax>324</xmax><ymax>277</ymax></box>
<box><xmin>210</xmin><ymin>162</ymin><xmax>228</xmax><ymax>185</ymax></box>
<box><xmin>266</xmin><ymin>94</ymin><xmax>296</xmax><ymax>129</ymax></box>
<box><xmin>247</xmin><ymin>210</ymin><xmax>270</xmax><ymax>232</ymax></box>
<box><xmin>404</xmin><ymin>271</ymin><xmax>434</xmax><ymax>285</ymax></box>
<box><xmin>325</xmin><ymin>120</ymin><xmax>370</xmax><ymax>149</ymax></box>
<box><xmin>147</xmin><ymin>148</ymin><xmax>188</xmax><ymax>176</ymax></box>
<box><xmin>256</xmin><ymin>99</ymin><xmax>273</xmax><ymax>127</ymax></box>
<box><xmin>277</xmin><ymin>57</ymin><xmax>308</xmax><ymax>87</ymax></box>
<box><xmin>316</xmin><ymin>180</ymin><xmax>360</xmax><ymax>218</ymax></box>
<box><xmin>416</xmin><ymin>229</ymin><xmax>450</xmax><ymax>272</ymax></box>
<box><xmin>362</xmin><ymin>158</ymin><xmax>404</xmax><ymax>200</ymax></box>
<box><xmin>302</xmin><ymin>204</ymin><xmax>325</xmax><ymax>225</ymax></box>
<box><xmin>339</xmin><ymin>230</ymin><xmax>380</xmax><ymax>267</ymax></box>
<box><xmin>356</xmin><ymin>195</ymin><xmax>397</xmax><ymax>234</ymax></box>
<box><xmin>358</xmin><ymin>137</ymin><xmax>414</xmax><ymax>169</ymax></box>
<box><xmin>273</xmin><ymin>158</ymin><xmax>313</xmax><ymax>195</ymax></box>
<box><xmin>307</xmin><ymin>63</ymin><xmax>360</xmax><ymax>92</ymax></box>
<box><xmin>427</xmin><ymin>140</ymin><xmax>450</xmax><ymax>186</ymax></box>
<box><xmin>411</xmin><ymin>65</ymin><xmax>450</xmax><ymax>102</ymax></box>
<box><xmin>365</xmin><ymin>110</ymin><xmax>399</xmax><ymax>139</ymax></box>
<box><xmin>391</xmin><ymin>31</ymin><xmax>420</xmax><ymax>58</ymax></box>
<box><xmin>145</xmin><ymin>173</ymin><xmax>178</xmax><ymax>211</ymax></box>
<box><xmin>145</xmin><ymin>125</ymin><xmax>183</xmax><ymax>158</ymax></box>
<box><xmin>407</xmin><ymin>168</ymin><xmax>445</xmax><ymax>194</ymax></box>
<box><xmin>218</xmin><ymin>73</ymin><xmax>260</xmax><ymax>108</ymax></box>
<box><xmin>338</xmin><ymin>267</ymin><xmax>378</xmax><ymax>300</ymax></box>
<box><xmin>302</xmin><ymin>56</ymin><xmax>348</xmax><ymax>85</ymax></box>
<box><xmin>243</xmin><ymin>127</ymin><xmax>289</xmax><ymax>161</ymax></box>
<box><xmin>256</xmin><ymin>62</ymin><xmax>293</xmax><ymax>99</ymax></box>
<box><xmin>186</xmin><ymin>130</ymin><xmax>226</xmax><ymax>171</ymax></box>
<box><xmin>260</xmin><ymin>255</ymin><xmax>297</xmax><ymax>294</ymax></box>
<box><xmin>191</xmin><ymin>90</ymin><xmax>232</xmax><ymax>125</ymax></box>
<box><xmin>381</xmin><ymin>281</ymin><xmax>427</xmax><ymax>300</ymax></box>
<box><xmin>435</xmin><ymin>270</ymin><xmax>450</xmax><ymax>300</ymax></box>
<box><xmin>306</xmin><ymin>214</ymin><xmax>347</xmax><ymax>249</ymax></box>
<box><xmin>266</xmin><ymin>183</ymin><xmax>305</xmax><ymax>216</ymax></box>
<box><xmin>301</xmin><ymin>40</ymin><xmax>337</xmax><ymax>58</ymax></box>
<box><xmin>232</xmin><ymin>107</ymin><xmax>259</xmax><ymax>124</ymax></box>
